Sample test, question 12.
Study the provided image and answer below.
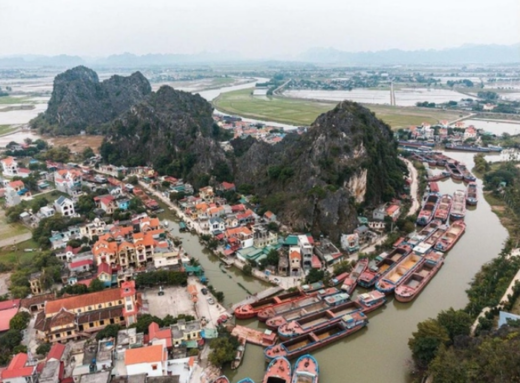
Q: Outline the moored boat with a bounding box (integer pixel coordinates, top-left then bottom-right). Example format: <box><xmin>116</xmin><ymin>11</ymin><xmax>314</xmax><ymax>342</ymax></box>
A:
<box><xmin>257</xmin><ymin>288</ymin><xmax>338</xmax><ymax>322</ymax></box>
<box><xmin>446</xmin><ymin>161</ymin><xmax>463</xmax><ymax>180</ymax></box>
<box><xmin>264</xmin><ymin>312</ymin><xmax>368</xmax><ymax>361</ymax></box>
<box><xmin>429</xmin><ymin>182</ymin><xmax>439</xmax><ymax>193</ymax></box>
<box><xmin>435</xmin><ymin>221</ymin><xmax>466</xmax><ymax>252</ymax></box>
<box><xmin>416</xmin><ymin>192</ymin><xmax>441</xmax><ymax>226</ymax></box>
<box><xmin>358</xmin><ymin>245</ymin><xmax>412</xmax><ymax>288</ymax></box>
<box><xmin>375</xmin><ymin>252</ymin><xmax>422</xmax><ymax>294</ymax></box>
<box><xmin>265</xmin><ymin>292</ymin><xmax>350</xmax><ymax>330</ymax></box>
<box><xmin>263</xmin><ymin>356</ymin><xmax>292</xmax><ymax>383</ymax></box>
<box><xmin>341</xmin><ymin>258</ymin><xmax>368</xmax><ymax>295</ymax></box>
<box><xmin>395</xmin><ymin>251</ymin><xmax>444</xmax><ymax>302</ymax></box>
<box><xmin>424</xmin><ymin>223</ymin><xmax>448</xmax><ymax>246</ymax></box>
<box><xmin>450</xmin><ymin>190</ymin><xmax>466</xmax><ymax>221</ymax></box>
<box><xmin>299</xmin><ymin>281</ymin><xmax>325</xmax><ymax>294</ymax></box>
<box><xmin>417</xmin><ymin>219</ymin><xmax>442</xmax><ymax>241</ymax></box>
<box><xmin>466</xmin><ymin>182</ymin><xmax>478</xmax><ymax>206</ymax></box>
<box><xmin>235</xmin><ymin>290</ymin><xmax>309</xmax><ymax>319</ymax></box>
<box><xmin>292</xmin><ymin>354</ymin><xmax>319</xmax><ymax>383</ymax></box>
<box><xmin>231</xmin><ymin>337</ymin><xmax>246</xmax><ymax>370</ymax></box>
<box><xmin>434</xmin><ymin>194</ymin><xmax>452</xmax><ymax>223</ymax></box>
<box><xmin>459</xmin><ymin>163</ymin><xmax>476</xmax><ymax>182</ymax></box>
<box><xmin>213</xmin><ymin>377</ymin><xmax>230</xmax><ymax>383</ymax></box>
<box><xmin>237</xmin><ymin>379</ymin><xmax>255</xmax><ymax>383</ymax></box>
<box><xmin>328</xmin><ymin>272</ymin><xmax>350</xmax><ymax>287</ymax></box>
<box><xmin>356</xmin><ymin>290</ymin><xmax>386</xmax><ymax>313</ymax></box>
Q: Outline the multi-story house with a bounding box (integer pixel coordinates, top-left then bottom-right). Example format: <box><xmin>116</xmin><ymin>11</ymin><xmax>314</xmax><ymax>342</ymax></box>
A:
<box><xmin>54</xmin><ymin>169</ymin><xmax>83</xmax><ymax>196</ymax></box>
<box><xmin>252</xmin><ymin>224</ymin><xmax>278</xmax><ymax>248</ymax></box>
<box><xmin>124</xmin><ymin>342</ymin><xmax>168</xmax><ymax>377</ymax></box>
<box><xmin>298</xmin><ymin>235</ymin><xmax>313</xmax><ymax>269</ymax></box>
<box><xmin>1</xmin><ymin>156</ymin><xmax>18</xmax><ymax>177</ymax></box>
<box><xmin>54</xmin><ymin>196</ymin><xmax>75</xmax><ymax>217</ymax></box>
<box><xmin>0</xmin><ymin>353</ymin><xmax>38</xmax><ymax>383</ymax></box>
<box><xmin>79</xmin><ymin>218</ymin><xmax>109</xmax><ymax>240</ymax></box>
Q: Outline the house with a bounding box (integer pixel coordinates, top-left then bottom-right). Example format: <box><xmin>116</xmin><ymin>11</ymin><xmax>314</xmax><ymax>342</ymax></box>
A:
<box><xmin>483</xmin><ymin>103</ymin><xmax>496</xmax><ymax>111</ymax></box>
<box><xmin>289</xmin><ymin>248</ymin><xmax>301</xmax><ymax>276</ymax></box>
<box><xmin>314</xmin><ymin>239</ymin><xmax>342</xmax><ymax>265</ymax></box>
<box><xmin>341</xmin><ymin>233</ymin><xmax>360</xmax><ymax>253</ymax></box>
<box><xmin>39</xmin><ymin>343</ymin><xmax>68</xmax><ymax>383</ymax></box>
<box><xmin>463</xmin><ymin>126</ymin><xmax>477</xmax><ymax>141</ymax></box>
<box><xmin>263</xmin><ymin>211</ymin><xmax>277</xmax><ymax>222</ymax></box>
<box><xmin>170</xmin><ymin>319</ymin><xmax>202</xmax><ymax>347</ymax></box>
<box><xmin>8</xmin><ymin>180</ymin><xmax>25</xmax><ymax>193</ymax></box>
<box><xmin>218</xmin><ymin>181</ymin><xmax>236</xmax><ymax>192</ymax></box>
<box><xmin>97</xmin><ymin>262</ymin><xmax>114</xmax><ymax>287</ymax></box>
<box><xmin>297</xmin><ymin>235</ymin><xmax>313</xmax><ymax>269</ymax></box>
<box><xmin>1</xmin><ymin>156</ymin><xmax>19</xmax><ymax>176</ymax></box>
<box><xmin>68</xmin><ymin>258</ymin><xmax>94</xmax><ymax>273</ymax></box>
<box><xmin>125</xmin><ymin>343</ymin><xmax>168</xmax><ymax>377</ymax></box>
<box><xmin>373</xmin><ymin>204</ymin><xmax>387</xmax><ymax>221</ymax></box>
<box><xmin>79</xmin><ymin>218</ymin><xmax>108</xmax><ymax>240</ymax></box>
<box><xmin>39</xmin><ymin>206</ymin><xmax>56</xmax><ymax>218</ymax></box>
<box><xmin>252</xmin><ymin>224</ymin><xmax>278</xmax><ymax>248</ymax></box>
<box><xmin>118</xmin><ymin>198</ymin><xmax>131</xmax><ymax>210</ymax></box>
<box><xmin>277</xmin><ymin>253</ymin><xmax>288</xmax><ymax>276</ymax></box>
<box><xmin>55</xmin><ymin>246</ymin><xmax>81</xmax><ymax>262</ymax></box>
<box><xmin>29</xmin><ymin>272</ymin><xmax>43</xmax><ymax>295</ymax></box>
<box><xmin>0</xmin><ymin>353</ymin><xmax>38</xmax><ymax>383</ymax></box>
<box><xmin>198</xmin><ymin>186</ymin><xmax>214</xmax><ymax>201</ymax></box>
<box><xmin>34</xmin><ymin>281</ymin><xmax>138</xmax><ymax>343</ymax></box>
<box><xmin>0</xmin><ymin>299</ymin><xmax>20</xmax><ymax>333</ymax></box>
<box><xmin>5</xmin><ymin>187</ymin><xmax>21</xmax><ymax>207</ymax></box>
<box><xmin>95</xmin><ymin>195</ymin><xmax>117</xmax><ymax>214</ymax></box>
<box><xmin>386</xmin><ymin>204</ymin><xmax>400</xmax><ymax>221</ymax></box>
<box><xmin>54</xmin><ymin>169</ymin><xmax>83</xmax><ymax>196</ymax></box>
<box><xmin>209</xmin><ymin>217</ymin><xmax>225</xmax><ymax>234</ymax></box>
<box><xmin>54</xmin><ymin>196</ymin><xmax>75</xmax><ymax>217</ymax></box>
<box><xmin>148</xmin><ymin>322</ymin><xmax>172</xmax><ymax>349</ymax></box>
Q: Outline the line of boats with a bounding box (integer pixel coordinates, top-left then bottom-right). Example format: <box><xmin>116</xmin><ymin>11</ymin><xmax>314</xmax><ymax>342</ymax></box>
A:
<box><xmin>213</xmin><ymin>354</ymin><xmax>320</xmax><ymax>383</ymax></box>
<box><xmin>398</xmin><ymin>140</ymin><xmax>503</xmax><ymax>153</ymax></box>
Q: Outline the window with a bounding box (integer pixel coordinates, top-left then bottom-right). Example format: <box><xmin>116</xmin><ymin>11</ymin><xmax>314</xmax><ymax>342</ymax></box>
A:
<box><xmin>152</xmin><ymin>364</ymin><xmax>158</xmax><ymax>371</ymax></box>
<box><xmin>109</xmin><ymin>303</ymin><xmax>112</xmax><ymax>307</ymax></box>
<box><xmin>89</xmin><ymin>323</ymin><xmax>94</xmax><ymax>328</ymax></box>
<box><xmin>98</xmin><ymin>304</ymin><xmax>102</xmax><ymax>309</ymax></box>
<box><xmin>100</xmin><ymin>320</ymin><xmax>105</xmax><ymax>325</ymax></box>
<box><xmin>88</xmin><ymin>306</ymin><xmax>92</xmax><ymax>311</ymax></box>
<box><xmin>67</xmin><ymin>331</ymin><xmax>72</xmax><ymax>336</ymax></box>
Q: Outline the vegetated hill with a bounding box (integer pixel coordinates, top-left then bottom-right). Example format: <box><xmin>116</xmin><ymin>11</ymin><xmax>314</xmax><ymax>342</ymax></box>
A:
<box><xmin>233</xmin><ymin>101</ymin><xmax>406</xmax><ymax>240</ymax></box>
<box><xmin>100</xmin><ymin>85</ymin><xmax>232</xmax><ymax>188</ymax></box>
<box><xmin>30</xmin><ymin>66</ymin><xmax>151</xmax><ymax>135</ymax></box>
<box><xmin>101</xmin><ymin>86</ymin><xmax>406</xmax><ymax>241</ymax></box>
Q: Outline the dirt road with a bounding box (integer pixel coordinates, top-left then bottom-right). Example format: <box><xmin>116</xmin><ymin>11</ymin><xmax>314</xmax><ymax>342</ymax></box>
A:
<box><xmin>403</xmin><ymin>158</ymin><xmax>420</xmax><ymax>217</ymax></box>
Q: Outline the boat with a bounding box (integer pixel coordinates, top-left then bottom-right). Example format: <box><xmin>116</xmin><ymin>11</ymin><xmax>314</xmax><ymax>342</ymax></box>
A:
<box><xmin>328</xmin><ymin>272</ymin><xmax>350</xmax><ymax>287</ymax></box>
<box><xmin>398</xmin><ymin>140</ymin><xmax>435</xmax><ymax>148</ymax></box>
<box><xmin>416</xmin><ymin>192</ymin><xmax>440</xmax><ymax>226</ymax></box>
<box><xmin>445</xmin><ymin>161</ymin><xmax>463</xmax><ymax>180</ymax></box>
<box><xmin>235</xmin><ymin>290</ymin><xmax>311</xmax><ymax>319</ymax></box>
<box><xmin>238</xmin><ymin>379</ymin><xmax>255</xmax><ymax>383</ymax></box>
<box><xmin>299</xmin><ymin>282</ymin><xmax>325</xmax><ymax>294</ymax></box>
<box><xmin>231</xmin><ymin>337</ymin><xmax>246</xmax><ymax>370</ymax></box>
<box><xmin>213</xmin><ymin>377</ymin><xmax>230</xmax><ymax>383</ymax></box>
<box><xmin>179</xmin><ymin>221</ymin><xmax>187</xmax><ymax>232</ymax></box>
<box><xmin>257</xmin><ymin>288</ymin><xmax>338</xmax><ymax>322</ymax></box>
<box><xmin>356</xmin><ymin>290</ymin><xmax>386</xmax><ymax>313</ymax></box>
<box><xmin>429</xmin><ymin>182</ymin><xmax>439</xmax><ymax>193</ymax></box>
<box><xmin>423</xmin><ymin>224</ymin><xmax>448</xmax><ymax>246</ymax></box>
<box><xmin>445</xmin><ymin>143</ymin><xmax>503</xmax><ymax>153</ymax></box>
<box><xmin>341</xmin><ymin>258</ymin><xmax>368</xmax><ymax>295</ymax></box>
<box><xmin>450</xmin><ymin>190</ymin><xmax>466</xmax><ymax>221</ymax></box>
<box><xmin>466</xmin><ymin>182</ymin><xmax>478</xmax><ymax>206</ymax></box>
<box><xmin>264</xmin><ymin>312</ymin><xmax>368</xmax><ymax>361</ymax></box>
<box><xmin>434</xmin><ymin>194</ymin><xmax>452</xmax><ymax>223</ymax></box>
<box><xmin>395</xmin><ymin>252</ymin><xmax>444</xmax><ymax>302</ymax></box>
<box><xmin>265</xmin><ymin>292</ymin><xmax>350</xmax><ymax>331</ymax></box>
<box><xmin>459</xmin><ymin>164</ymin><xmax>477</xmax><ymax>182</ymax></box>
<box><xmin>416</xmin><ymin>219</ymin><xmax>443</xmax><ymax>241</ymax></box>
<box><xmin>435</xmin><ymin>221</ymin><xmax>465</xmax><ymax>252</ymax></box>
<box><xmin>292</xmin><ymin>354</ymin><xmax>319</xmax><ymax>383</ymax></box>
<box><xmin>358</xmin><ymin>245</ymin><xmax>412</xmax><ymax>288</ymax></box>
<box><xmin>263</xmin><ymin>356</ymin><xmax>292</xmax><ymax>383</ymax></box>
<box><xmin>375</xmin><ymin>252</ymin><xmax>422</xmax><ymax>294</ymax></box>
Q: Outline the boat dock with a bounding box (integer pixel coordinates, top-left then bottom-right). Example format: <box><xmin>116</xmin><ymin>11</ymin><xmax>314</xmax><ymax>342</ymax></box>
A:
<box><xmin>230</xmin><ymin>286</ymin><xmax>284</xmax><ymax>313</ymax></box>
<box><xmin>231</xmin><ymin>324</ymin><xmax>277</xmax><ymax>347</ymax></box>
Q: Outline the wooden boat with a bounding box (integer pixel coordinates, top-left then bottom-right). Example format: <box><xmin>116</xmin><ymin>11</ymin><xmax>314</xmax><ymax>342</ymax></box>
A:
<box><xmin>213</xmin><ymin>377</ymin><xmax>230</xmax><ymax>383</ymax></box>
<box><xmin>292</xmin><ymin>354</ymin><xmax>319</xmax><ymax>383</ymax></box>
<box><xmin>434</xmin><ymin>194</ymin><xmax>452</xmax><ymax>223</ymax></box>
<box><xmin>235</xmin><ymin>290</ymin><xmax>310</xmax><ymax>319</ymax></box>
<box><xmin>450</xmin><ymin>190</ymin><xmax>466</xmax><ymax>221</ymax></box>
<box><xmin>257</xmin><ymin>288</ymin><xmax>338</xmax><ymax>322</ymax></box>
<box><xmin>264</xmin><ymin>311</ymin><xmax>368</xmax><ymax>361</ymax></box>
<box><xmin>341</xmin><ymin>258</ymin><xmax>368</xmax><ymax>295</ymax></box>
<box><xmin>446</xmin><ymin>161</ymin><xmax>463</xmax><ymax>180</ymax></box>
<box><xmin>328</xmin><ymin>272</ymin><xmax>350</xmax><ymax>287</ymax></box>
<box><xmin>395</xmin><ymin>252</ymin><xmax>444</xmax><ymax>302</ymax></box>
<box><xmin>416</xmin><ymin>192</ymin><xmax>441</xmax><ymax>226</ymax></box>
<box><xmin>424</xmin><ymin>223</ymin><xmax>448</xmax><ymax>246</ymax></box>
<box><xmin>466</xmin><ymin>182</ymin><xmax>478</xmax><ymax>206</ymax></box>
<box><xmin>237</xmin><ymin>379</ymin><xmax>255</xmax><ymax>383</ymax></box>
<box><xmin>435</xmin><ymin>221</ymin><xmax>465</xmax><ymax>252</ymax></box>
<box><xmin>358</xmin><ymin>245</ymin><xmax>412</xmax><ymax>288</ymax></box>
<box><xmin>375</xmin><ymin>252</ymin><xmax>422</xmax><ymax>294</ymax></box>
<box><xmin>231</xmin><ymin>337</ymin><xmax>246</xmax><ymax>370</ymax></box>
<box><xmin>265</xmin><ymin>293</ymin><xmax>350</xmax><ymax>331</ymax></box>
<box><xmin>263</xmin><ymin>356</ymin><xmax>292</xmax><ymax>383</ymax></box>
<box><xmin>416</xmin><ymin>219</ymin><xmax>442</xmax><ymax>241</ymax></box>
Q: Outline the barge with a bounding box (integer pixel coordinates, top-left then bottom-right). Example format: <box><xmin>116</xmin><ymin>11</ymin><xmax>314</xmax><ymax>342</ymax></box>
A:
<box><xmin>341</xmin><ymin>258</ymin><xmax>368</xmax><ymax>295</ymax></box>
<box><xmin>235</xmin><ymin>290</ymin><xmax>310</xmax><ymax>319</ymax></box>
<box><xmin>450</xmin><ymin>190</ymin><xmax>466</xmax><ymax>221</ymax></box>
<box><xmin>466</xmin><ymin>182</ymin><xmax>478</xmax><ymax>206</ymax></box>
<box><xmin>358</xmin><ymin>245</ymin><xmax>412</xmax><ymax>288</ymax></box>
<box><xmin>446</xmin><ymin>161</ymin><xmax>463</xmax><ymax>180</ymax></box>
<box><xmin>292</xmin><ymin>354</ymin><xmax>319</xmax><ymax>383</ymax></box>
<box><xmin>416</xmin><ymin>192</ymin><xmax>441</xmax><ymax>226</ymax></box>
<box><xmin>231</xmin><ymin>337</ymin><xmax>246</xmax><ymax>370</ymax></box>
<box><xmin>375</xmin><ymin>252</ymin><xmax>422</xmax><ymax>294</ymax></box>
<box><xmin>435</xmin><ymin>221</ymin><xmax>466</xmax><ymax>252</ymax></box>
<box><xmin>434</xmin><ymin>194</ymin><xmax>452</xmax><ymax>223</ymax></box>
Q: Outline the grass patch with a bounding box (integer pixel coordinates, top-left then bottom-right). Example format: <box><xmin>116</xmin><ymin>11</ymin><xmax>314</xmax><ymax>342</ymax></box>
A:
<box><xmin>0</xmin><ymin>209</ymin><xmax>30</xmax><ymax>241</ymax></box>
<box><xmin>0</xmin><ymin>125</ymin><xmax>16</xmax><ymax>135</ymax></box>
<box><xmin>0</xmin><ymin>238</ymin><xmax>40</xmax><ymax>265</ymax></box>
<box><xmin>213</xmin><ymin>88</ymin><xmax>469</xmax><ymax>128</ymax></box>
<box><xmin>0</xmin><ymin>96</ymin><xmax>33</xmax><ymax>105</ymax></box>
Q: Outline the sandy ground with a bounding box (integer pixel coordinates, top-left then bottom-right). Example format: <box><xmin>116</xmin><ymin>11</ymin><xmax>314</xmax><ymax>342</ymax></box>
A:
<box><xmin>143</xmin><ymin>286</ymin><xmax>197</xmax><ymax>319</ymax></box>
<box><xmin>0</xmin><ymin>272</ymin><xmax>11</xmax><ymax>295</ymax></box>
<box><xmin>45</xmin><ymin>135</ymin><xmax>104</xmax><ymax>154</ymax></box>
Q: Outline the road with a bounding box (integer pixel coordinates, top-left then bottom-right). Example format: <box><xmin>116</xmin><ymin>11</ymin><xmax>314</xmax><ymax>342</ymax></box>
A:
<box><xmin>0</xmin><ymin>232</ymin><xmax>32</xmax><ymax>248</ymax></box>
<box><xmin>403</xmin><ymin>158</ymin><xmax>420</xmax><ymax>217</ymax></box>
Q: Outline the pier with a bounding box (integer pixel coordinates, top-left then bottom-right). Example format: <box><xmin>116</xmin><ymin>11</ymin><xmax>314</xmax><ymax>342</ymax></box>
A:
<box><xmin>230</xmin><ymin>286</ymin><xmax>284</xmax><ymax>313</ymax></box>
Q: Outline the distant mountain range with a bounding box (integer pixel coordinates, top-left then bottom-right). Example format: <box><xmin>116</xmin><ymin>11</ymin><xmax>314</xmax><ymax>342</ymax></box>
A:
<box><xmin>299</xmin><ymin>44</ymin><xmax>520</xmax><ymax>64</ymax></box>
<box><xmin>0</xmin><ymin>44</ymin><xmax>518</xmax><ymax>67</ymax></box>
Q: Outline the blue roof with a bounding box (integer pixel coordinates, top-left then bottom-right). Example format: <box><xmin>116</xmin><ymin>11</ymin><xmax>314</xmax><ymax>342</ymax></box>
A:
<box><xmin>56</xmin><ymin>196</ymin><xmax>66</xmax><ymax>205</ymax></box>
<box><xmin>498</xmin><ymin>311</ymin><xmax>520</xmax><ymax>327</ymax></box>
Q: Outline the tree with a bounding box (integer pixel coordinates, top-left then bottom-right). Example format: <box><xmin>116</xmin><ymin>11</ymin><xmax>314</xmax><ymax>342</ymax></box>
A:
<box><xmin>408</xmin><ymin>319</ymin><xmax>450</xmax><ymax>369</ymax></box>
<box><xmin>9</xmin><ymin>311</ymin><xmax>31</xmax><ymax>331</ymax></box>
<box><xmin>77</xmin><ymin>195</ymin><xmax>95</xmax><ymax>214</ymax></box>
<box><xmin>127</xmin><ymin>176</ymin><xmax>138</xmax><ymax>185</ymax></box>
<box><xmin>36</xmin><ymin>342</ymin><xmax>52</xmax><ymax>356</ymax></box>
<box><xmin>436</xmin><ymin>308</ymin><xmax>472</xmax><ymax>344</ymax></box>
<box><xmin>208</xmin><ymin>337</ymin><xmax>237</xmax><ymax>367</ymax></box>
<box><xmin>96</xmin><ymin>324</ymin><xmax>121</xmax><ymax>340</ymax></box>
<box><xmin>82</xmin><ymin>147</ymin><xmax>95</xmax><ymax>160</ymax></box>
<box><xmin>89</xmin><ymin>278</ymin><xmax>105</xmax><ymax>292</ymax></box>
<box><xmin>306</xmin><ymin>268</ymin><xmax>325</xmax><ymax>284</ymax></box>
<box><xmin>242</xmin><ymin>264</ymin><xmax>253</xmax><ymax>276</ymax></box>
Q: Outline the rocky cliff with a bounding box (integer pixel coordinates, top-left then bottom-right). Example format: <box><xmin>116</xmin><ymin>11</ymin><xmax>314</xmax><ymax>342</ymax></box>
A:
<box><xmin>31</xmin><ymin>66</ymin><xmax>151</xmax><ymax>134</ymax></box>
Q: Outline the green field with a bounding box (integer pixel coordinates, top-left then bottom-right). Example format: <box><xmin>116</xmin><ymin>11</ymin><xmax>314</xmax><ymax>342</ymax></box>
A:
<box><xmin>0</xmin><ymin>238</ymin><xmax>40</xmax><ymax>265</ymax></box>
<box><xmin>0</xmin><ymin>125</ymin><xmax>16</xmax><ymax>135</ymax></box>
<box><xmin>0</xmin><ymin>96</ymin><xmax>33</xmax><ymax>105</ymax></box>
<box><xmin>213</xmin><ymin>88</ymin><xmax>469</xmax><ymax>129</ymax></box>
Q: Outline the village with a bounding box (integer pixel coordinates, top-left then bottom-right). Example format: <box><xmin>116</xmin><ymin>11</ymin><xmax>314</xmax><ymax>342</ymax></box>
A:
<box><xmin>0</xmin><ymin>136</ymin><xmax>416</xmax><ymax>383</ymax></box>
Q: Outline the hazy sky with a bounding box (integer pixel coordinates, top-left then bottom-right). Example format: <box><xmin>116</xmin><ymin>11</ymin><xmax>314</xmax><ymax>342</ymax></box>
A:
<box><xmin>1</xmin><ymin>0</ymin><xmax>519</xmax><ymax>58</ymax></box>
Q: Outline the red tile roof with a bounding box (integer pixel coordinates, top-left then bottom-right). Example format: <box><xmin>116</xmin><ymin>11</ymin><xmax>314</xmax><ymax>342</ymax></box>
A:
<box><xmin>1</xmin><ymin>353</ymin><xmax>34</xmax><ymax>379</ymax></box>
<box><xmin>9</xmin><ymin>180</ymin><xmax>24</xmax><ymax>189</ymax></box>
<box><xmin>97</xmin><ymin>262</ymin><xmax>112</xmax><ymax>276</ymax></box>
<box><xmin>125</xmin><ymin>344</ymin><xmax>164</xmax><ymax>365</ymax></box>
<box><xmin>0</xmin><ymin>299</ymin><xmax>20</xmax><ymax>311</ymax></box>
<box><xmin>148</xmin><ymin>322</ymin><xmax>172</xmax><ymax>348</ymax></box>
<box><xmin>45</xmin><ymin>288</ymin><xmax>123</xmax><ymax>314</ymax></box>
<box><xmin>69</xmin><ymin>259</ymin><xmax>93</xmax><ymax>269</ymax></box>
<box><xmin>47</xmin><ymin>343</ymin><xmax>66</xmax><ymax>361</ymax></box>
<box><xmin>0</xmin><ymin>307</ymin><xmax>18</xmax><ymax>332</ymax></box>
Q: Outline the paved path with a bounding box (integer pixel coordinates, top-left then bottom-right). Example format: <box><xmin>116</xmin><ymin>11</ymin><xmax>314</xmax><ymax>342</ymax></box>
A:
<box><xmin>0</xmin><ymin>232</ymin><xmax>32</xmax><ymax>248</ymax></box>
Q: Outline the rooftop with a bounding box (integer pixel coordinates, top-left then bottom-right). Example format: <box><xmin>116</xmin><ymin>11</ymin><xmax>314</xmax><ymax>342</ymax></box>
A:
<box><xmin>125</xmin><ymin>344</ymin><xmax>164</xmax><ymax>365</ymax></box>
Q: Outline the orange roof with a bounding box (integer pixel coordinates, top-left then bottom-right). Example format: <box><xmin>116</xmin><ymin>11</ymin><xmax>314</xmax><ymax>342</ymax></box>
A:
<box><xmin>264</xmin><ymin>211</ymin><xmax>274</xmax><ymax>218</ymax></box>
<box><xmin>208</xmin><ymin>206</ymin><xmax>223</xmax><ymax>215</ymax></box>
<box><xmin>125</xmin><ymin>344</ymin><xmax>164</xmax><ymax>365</ymax></box>
<box><xmin>45</xmin><ymin>288</ymin><xmax>123</xmax><ymax>314</ymax></box>
<box><xmin>386</xmin><ymin>205</ymin><xmax>400</xmax><ymax>215</ymax></box>
<box><xmin>1</xmin><ymin>353</ymin><xmax>34</xmax><ymax>379</ymax></box>
<box><xmin>290</xmin><ymin>251</ymin><xmax>301</xmax><ymax>260</ymax></box>
<box><xmin>187</xmin><ymin>285</ymin><xmax>198</xmax><ymax>295</ymax></box>
<box><xmin>9</xmin><ymin>180</ymin><xmax>24</xmax><ymax>189</ymax></box>
<box><xmin>149</xmin><ymin>322</ymin><xmax>172</xmax><ymax>348</ymax></box>
<box><xmin>195</xmin><ymin>202</ymin><xmax>209</xmax><ymax>211</ymax></box>
<box><xmin>225</xmin><ymin>227</ymin><xmax>252</xmax><ymax>237</ymax></box>
<box><xmin>1</xmin><ymin>157</ymin><xmax>15</xmax><ymax>165</ymax></box>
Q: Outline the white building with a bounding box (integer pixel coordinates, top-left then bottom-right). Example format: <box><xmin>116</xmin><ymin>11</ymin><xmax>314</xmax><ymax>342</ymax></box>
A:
<box><xmin>1</xmin><ymin>157</ymin><xmax>19</xmax><ymax>177</ymax></box>
<box><xmin>124</xmin><ymin>343</ymin><xmax>168</xmax><ymax>377</ymax></box>
<box><xmin>297</xmin><ymin>234</ymin><xmax>313</xmax><ymax>269</ymax></box>
<box><xmin>54</xmin><ymin>196</ymin><xmax>75</xmax><ymax>217</ymax></box>
<box><xmin>39</xmin><ymin>206</ymin><xmax>56</xmax><ymax>218</ymax></box>
<box><xmin>5</xmin><ymin>187</ymin><xmax>21</xmax><ymax>207</ymax></box>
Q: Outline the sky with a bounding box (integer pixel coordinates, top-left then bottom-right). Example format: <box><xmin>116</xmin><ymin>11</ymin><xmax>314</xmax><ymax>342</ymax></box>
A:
<box><xmin>1</xmin><ymin>0</ymin><xmax>519</xmax><ymax>59</ymax></box>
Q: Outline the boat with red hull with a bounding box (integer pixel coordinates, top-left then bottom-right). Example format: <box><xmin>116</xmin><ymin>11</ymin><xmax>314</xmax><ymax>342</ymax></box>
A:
<box><xmin>446</xmin><ymin>161</ymin><xmax>463</xmax><ymax>180</ymax></box>
<box><xmin>235</xmin><ymin>290</ymin><xmax>314</xmax><ymax>319</ymax></box>
<box><xmin>213</xmin><ymin>377</ymin><xmax>230</xmax><ymax>383</ymax></box>
<box><xmin>466</xmin><ymin>182</ymin><xmax>478</xmax><ymax>206</ymax></box>
<box><xmin>416</xmin><ymin>192</ymin><xmax>441</xmax><ymax>226</ymax></box>
<box><xmin>395</xmin><ymin>252</ymin><xmax>444</xmax><ymax>302</ymax></box>
<box><xmin>265</xmin><ymin>293</ymin><xmax>350</xmax><ymax>331</ymax></box>
<box><xmin>292</xmin><ymin>354</ymin><xmax>319</xmax><ymax>383</ymax></box>
<box><xmin>358</xmin><ymin>245</ymin><xmax>412</xmax><ymax>288</ymax></box>
<box><xmin>417</xmin><ymin>219</ymin><xmax>443</xmax><ymax>241</ymax></box>
<box><xmin>264</xmin><ymin>312</ymin><xmax>368</xmax><ymax>361</ymax></box>
<box><xmin>450</xmin><ymin>190</ymin><xmax>466</xmax><ymax>221</ymax></box>
<box><xmin>375</xmin><ymin>252</ymin><xmax>422</xmax><ymax>294</ymax></box>
<box><xmin>257</xmin><ymin>288</ymin><xmax>338</xmax><ymax>322</ymax></box>
<box><xmin>341</xmin><ymin>258</ymin><xmax>368</xmax><ymax>295</ymax></box>
<box><xmin>424</xmin><ymin>223</ymin><xmax>448</xmax><ymax>246</ymax></box>
<box><xmin>263</xmin><ymin>357</ymin><xmax>292</xmax><ymax>383</ymax></box>
<box><xmin>434</xmin><ymin>194</ymin><xmax>452</xmax><ymax>223</ymax></box>
<box><xmin>435</xmin><ymin>221</ymin><xmax>466</xmax><ymax>252</ymax></box>
<box><xmin>328</xmin><ymin>272</ymin><xmax>350</xmax><ymax>287</ymax></box>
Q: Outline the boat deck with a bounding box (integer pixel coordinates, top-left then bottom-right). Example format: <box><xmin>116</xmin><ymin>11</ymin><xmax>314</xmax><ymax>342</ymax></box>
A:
<box><xmin>285</xmin><ymin>302</ymin><xmax>328</xmax><ymax>321</ymax></box>
<box><xmin>230</xmin><ymin>286</ymin><xmax>284</xmax><ymax>312</ymax></box>
<box><xmin>302</xmin><ymin>317</ymin><xmax>328</xmax><ymax>329</ymax></box>
<box><xmin>231</xmin><ymin>325</ymin><xmax>276</xmax><ymax>347</ymax></box>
